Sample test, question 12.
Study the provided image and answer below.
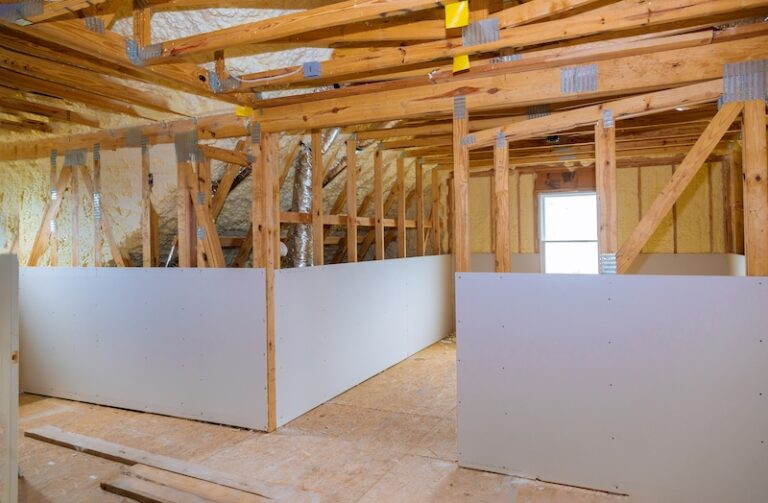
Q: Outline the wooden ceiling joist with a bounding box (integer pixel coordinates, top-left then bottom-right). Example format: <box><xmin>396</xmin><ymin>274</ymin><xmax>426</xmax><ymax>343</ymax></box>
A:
<box><xmin>225</xmin><ymin>0</ymin><xmax>761</xmax><ymax>91</ymax></box>
<box><xmin>0</xmin><ymin>70</ymin><xmax>153</xmax><ymax>119</ymax></box>
<box><xmin>136</xmin><ymin>0</ymin><xmax>445</xmax><ymax>64</ymax></box>
<box><xmin>0</xmin><ymin>98</ymin><xmax>99</xmax><ymax>128</ymax></box>
<box><xmin>0</xmin><ymin>46</ymin><xmax>185</xmax><ymax>116</ymax></box>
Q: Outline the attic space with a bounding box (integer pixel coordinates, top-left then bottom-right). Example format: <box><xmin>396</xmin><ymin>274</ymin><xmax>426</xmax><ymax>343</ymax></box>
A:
<box><xmin>1</xmin><ymin>1</ymin><xmax>768</xmax><ymax>502</ymax></box>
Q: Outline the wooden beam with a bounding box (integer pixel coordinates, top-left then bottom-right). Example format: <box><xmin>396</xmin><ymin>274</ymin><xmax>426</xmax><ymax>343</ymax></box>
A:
<box><xmin>595</xmin><ymin>113</ymin><xmax>618</xmax><ymax>271</ymax></box>
<box><xmin>27</xmin><ymin>168</ymin><xmax>72</xmax><ymax>266</ymax></box>
<box><xmin>374</xmin><ymin>150</ymin><xmax>385</xmax><ymax>260</ymax></box>
<box><xmin>470</xmin><ymin>80</ymin><xmax>725</xmax><ymax>149</ymax></box>
<box><xmin>186</xmin><ymin>162</ymin><xmax>225</xmax><ymax>268</ymax></box>
<box><xmin>230</xmin><ymin>0</ymin><xmax>601</xmax><ymax>89</ymax></box>
<box><xmin>254</xmin><ymin>35</ymin><xmax>768</xmax><ymax>132</ymax></box>
<box><xmin>742</xmin><ymin>99</ymin><xmax>768</xmax><ymax>276</ymax></box>
<box><xmin>176</xmin><ymin>161</ymin><xmax>195</xmax><ymax>268</ymax></box>
<box><xmin>140</xmin><ymin>0</ymin><xmax>443</xmax><ymax>63</ymax></box>
<box><xmin>141</xmin><ymin>139</ymin><xmax>158</xmax><ymax>267</ymax></box>
<box><xmin>23</xmin><ymin>0</ymin><xmax>109</xmax><ymax>23</ymax></box>
<box><xmin>0</xmin><ymin>97</ymin><xmax>99</xmax><ymax>128</ymax></box>
<box><xmin>396</xmin><ymin>156</ymin><xmax>407</xmax><ymax>258</ymax></box>
<box><xmin>71</xmin><ymin>167</ymin><xmax>79</xmax><ymax>266</ymax></box>
<box><xmin>133</xmin><ymin>0</ymin><xmax>152</xmax><ymax>47</ymax></box>
<box><xmin>616</xmin><ymin>101</ymin><xmax>744</xmax><ymax>273</ymax></box>
<box><xmin>78</xmin><ymin>167</ymin><xmax>128</xmax><ymax>267</ymax></box>
<box><xmin>251</xmin><ymin>130</ymin><xmax>264</xmax><ymax>268</ymax></box>
<box><xmin>453</xmin><ymin>98</ymin><xmax>470</xmax><ymax>273</ymax></box>
<box><xmin>415</xmin><ymin>159</ymin><xmax>425</xmax><ymax>256</ymax></box>
<box><xmin>431</xmin><ymin>168</ymin><xmax>440</xmax><ymax>254</ymax></box>
<box><xmin>0</xmin><ymin>47</ymin><xmax>184</xmax><ymax>115</ymax></box>
<box><xmin>261</xmin><ymin>131</ymin><xmax>279</xmax><ymax>432</ymax></box>
<box><xmin>493</xmin><ymin>133</ymin><xmax>510</xmax><ymax>272</ymax></box>
<box><xmin>346</xmin><ymin>137</ymin><xmax>358</xmax><ymax>263</ymax></box>
<box><xmin>311</xmin><ymin>130</ymin><xmax>324</xmax><ymax>265</ymax></box>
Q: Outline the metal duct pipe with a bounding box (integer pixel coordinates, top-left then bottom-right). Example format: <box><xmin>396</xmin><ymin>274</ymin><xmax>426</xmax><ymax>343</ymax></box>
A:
<box><xmin>321</xmin><ymin>127</ymin><xmax>341</xmax><ymax>154</ymax></box>
<box><xmin>286</xmin><ymin>141</ymin><xmax>313</xmax><ymax>267</ymax></box>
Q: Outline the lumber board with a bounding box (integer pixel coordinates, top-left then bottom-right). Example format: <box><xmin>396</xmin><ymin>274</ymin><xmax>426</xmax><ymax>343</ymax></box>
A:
<box><xmin>142</xmin><ymin>0</ymin><xmax>443</xmax><ymax>63</ymax></box>
<box><xmin>374</xmin><ymin>149</ymin><xmax>385</xmax><ymax>260</ymax></box>
<box><xmin>453</xmin><ymin>101</ymin><xmax>470</xmax><ymax>273</ymax></box>
<box><xmin>311</xmin><ymin>130</ymin><xmax>324</xmax><ymax>265</ymax></box>
<box><xmin>596</xmin><ymin>117</ymin><xmax>618</xmax><ymax>259</ymax></box>
<box><xmin>616</xmin><ymin>101</ymin><xmax>744</xmax><ymax>273</ymax></box>
<box><xmin>107</xmin><ymin>465</ymin><xmax>268</xmax><ymax>503</ymax></box>
<box><xmin>493</xmin><ymin>135</ymin><xmax>510</xmax><ymax>272</ymax></box>
<box><xmin>25</xmin><ymin>426</ymin><xmax>315</xmax><ymax>501</ymax></box>
<box><xmin>742</xmin><ymin>99</ymin><xmax>768</xmax><ymax>276</ymax></box>
<box><xmin>3</xmin><ymin>34</ymin><xmax>768</xmax><ymax>161</ymax></box>
<box><xmin>397</xmin><ymin>156</ymin><xmax>407</xmax><ymax>258</ymax></box>
<box><xmin>346</xmin><ymin>138</ymin><xmax>358</xmax><ymax>263</ymax></box>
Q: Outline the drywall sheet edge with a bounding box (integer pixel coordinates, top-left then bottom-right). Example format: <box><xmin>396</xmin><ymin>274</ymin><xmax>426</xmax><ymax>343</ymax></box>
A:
<box><xmin>20</xmin><ymin>267</ymin><xmax>268</xmax><ymax>430</ymax></box>
<box><xmin>0</xmin><ymin>255</ymin><xmax>19</xmax><ymax>503</ymax></box>
<box><xmin>456</xmin><ymin>273</ymin><xmax>768</xmax><ymax>503</ymax></box>
<box><xmin>274</xmin><ymin>255</ymin><xmax>453</xmax><ymax>426</ymax></box>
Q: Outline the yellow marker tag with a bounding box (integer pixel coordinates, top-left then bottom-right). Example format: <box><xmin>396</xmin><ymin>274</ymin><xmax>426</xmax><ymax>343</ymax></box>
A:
<box><xmin>445</xmin><ymin>1</ymin><xmax>469</xmax><ymax>29</ymax></box>
<box><xmin>235</xmin><ymin>105</ymin><xmax>253</xmax><ymax>117</ymax></box>
<box><xmin>453</xmin><ymin>54</ymin><xmax>470</xmax><ymax>73</ymax></box>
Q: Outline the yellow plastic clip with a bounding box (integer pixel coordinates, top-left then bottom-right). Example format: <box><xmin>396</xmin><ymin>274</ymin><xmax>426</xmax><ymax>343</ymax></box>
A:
<box><xmin>453</xmin><ymin>54</ymin><xmax>470</xmax><ymax>73</ymax></box>
<box><xmin>235</xmin><ymin>105</ymin><xmax>254</xmax><ymax>118</ymax></box>
<box><xmin>445</xmin><ymin>1</ymin><xmax>469</xmax><ymax>29</ymax></box>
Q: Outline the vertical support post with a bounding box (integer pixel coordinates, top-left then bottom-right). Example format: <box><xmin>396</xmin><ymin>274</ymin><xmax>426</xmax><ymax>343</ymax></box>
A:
<box><xmin>596</xmin><ymin>110</ymin><xmax>618</xmax><ymax>274</ymax></box>
<box><xmin>493</xmin><ymin>132</ymin><xmax>510</xmax><ymax>272</ymax></box>
<box><xmin>374</xmin><ymin>149</ymin><xmax>385</xmax><ymax>260</ymax></box>
<box><xmin>397</xmin><ymin>155</ymin><xmax>407</xmax><ymax>258</ymax></box>
<box><xmin>71</xmin><ymin>166</ymin><xmax>79</xmax><ymax>266</ymax></box>
<box><xmin>311</xmin><ymin>130</ymin><xmax>324</xmax><ymax>266</ymax></box>
<box><xmin>133</xmin><ymin>0</ymin><xmax>151</xmax><ymax>47</ymax></box>
<box><xmin>261</xmin><ymin>131</ymin><xmax>279</xmax><ymax>432</ymax></box>
<box><xmin>448</xmin><ymin>174</ymin><xmax>455</xmax><ymax>254</ymax></box>
<box><xmin>251</xmin><ymin>123</ymin><xmax>264</xmax><ymax>268</ymax></box>
<box><xmin>453</xmin><ymin>96</ymin><xmax>470</xmax><ymax>272</ymax></box>
<box><xmin>416</xmin><ymin>159</ymin><xmax>425</xmax><ymax>256</ymax></box>
<box><xmin>141</xmin><ymin>138</ymin><xmax>158</xmax><ymax>267</ymax></box>
<box><xmin>177</xmin><ymin>158</ymin><xmax>196</xmax><ymax>268</ymax></box>
<box><xmin>743</xmin><ymin>99</ymin><xmax>768</xmax><ymax>276</ymax></box>
<box><xmin>92</xmin><ymin>145</ymin><xmax>102</xmax><ymax>267</ymax></box>
<box><xmin>431</xmin><ymin>169</ymin><xmax>440</xmax><ymax>254</ymax></box>
<box><xmin>49</xmin><ymin>151</ymin><xmax>58</xmax><ymax>266</ymax></box>
<box><xmin>346</xmin><ymin>137</ymin><xmax>358</xmax><ymax>263</ymax></box>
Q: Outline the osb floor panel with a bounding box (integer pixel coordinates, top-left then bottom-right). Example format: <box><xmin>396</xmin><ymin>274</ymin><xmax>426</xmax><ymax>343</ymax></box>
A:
<box><xmin>15</xmin><ymin>339</ymin><xmax>627</xmax><ymax>502</ymax></box>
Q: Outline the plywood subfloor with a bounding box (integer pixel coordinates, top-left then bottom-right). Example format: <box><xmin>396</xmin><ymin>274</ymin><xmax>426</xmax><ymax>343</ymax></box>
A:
<box><xmin>17</xmin><ymin>339</ymin><xmax>626</xmax><ymax>502</ymax></box>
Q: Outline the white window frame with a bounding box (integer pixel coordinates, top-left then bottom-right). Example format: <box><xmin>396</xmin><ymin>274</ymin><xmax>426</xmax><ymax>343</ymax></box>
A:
<box><xmin>539</xmin><ymin>191</ymin><xmax>598</xmax><ymax>274</ymax></box>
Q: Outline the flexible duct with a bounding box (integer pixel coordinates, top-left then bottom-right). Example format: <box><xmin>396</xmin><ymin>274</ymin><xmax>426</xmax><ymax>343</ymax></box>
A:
<box><xmin>285</xmin><ymin>141</ymin><xmax>313</xmax><ymax>267</ymax></box>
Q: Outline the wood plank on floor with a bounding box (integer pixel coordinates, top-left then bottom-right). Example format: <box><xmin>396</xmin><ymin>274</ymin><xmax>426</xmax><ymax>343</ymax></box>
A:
<box><xmin>102</xmin><ymin>465</ymin><xmax>268</xmax><ymax>503</ymax></box>
<box><xmin>102</xmin><ymin>475</ymin><xmax>217</xmax><ymax>503</ymax></box>
<box><xmin>24</xmin><ymin>425</ymin><xmax>317</xmax><ymax>501</ymax></box>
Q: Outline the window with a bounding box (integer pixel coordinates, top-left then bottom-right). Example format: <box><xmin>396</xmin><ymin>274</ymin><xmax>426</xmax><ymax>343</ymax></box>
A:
<box><xmin>540</xmin><ymin>192</ymin><xmax>598</xmax><ymax>274</ymax></box>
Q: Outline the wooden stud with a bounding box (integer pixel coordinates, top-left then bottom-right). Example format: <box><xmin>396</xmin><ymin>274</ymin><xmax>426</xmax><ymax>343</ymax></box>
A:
<box><xmin>453</xmin><ymin>98</ymin><xmax>471</xmax><ymax>273</ymax></box>
<box><xmin>742</xmin><ymin>99</ymin><xmax>768</xmax><ymax>276</ymax></box>
<box><xmin>374</xmin><ymin>149</ymin><xmax>385</xmax><ymax>260</ymax></box>
<box><xmin>176</xmin><ymin>161</ymin><xmax>195</xmax><ymax>268</ymax></box>
<box><xmin>311</xmin><ymin>130</ymin><xmax>324</xmax><ymax>266</ymax></box>
<box><xmin>49</xmin><ymin>155</ymin><xmax>58</xmax><ymax>266</ymax></box>
<box><xmin>596</xmin><ymin>114</ymin><xmax>618</xmax><ymax>264</ymax></box>
<box><xmin>141</xmin><ymin>139</ymin><xmax>158</xmax><ymax>267</ymax></box>
<box><xmin>185</xmin><ymin>167</ymin><xmax>225</xmax><ymax>269</ymax></box>
<box><xmin>397</xmin><ymin>156</ymin><xmax>407</xmax><ymax>258</ymax></box>
<box><xmin>71</xmin><ymin>167</ymin><xmax>79</xmax><ymax>266</ymax></box>
<box><xmin>493</xmin><ymin>134</ymin><xmax>511</xmax><ymax>272</ymax></box>
<box><xmin>91</xmin><ymin>151</ymin><xmax>102</xmax><ymax>267</ymax></box>
<box><xmin>616</xmin><ymin>102</ymin><xmax>744</xmax><ymax>273</ymax></box>
<box><xmin>416</xmin><ymin>159</ymin><xmax>425</xmax><ymax>256</ymax></box>
<box><xmin>261</xmin><ymin>132</ymin><xmax>279</xmax><ymax>432</ymax></box>
<box><xmin>28</xmin><ymin>168</ymin><xmax>72</xmax><ymax>266</ymax></box>
<box><xmin>251</xmin><ymin>130</ymin><xmax>264</xmax><ymax>268</ymax></box>
<box><xmin>431</xmin><ymin>169</ymin><xmax>440</xmax><ymax>254</ymax></box>
<box><xmin>346</xmin><ymin>138</ymin><xmax>358</xmax><ymax>263</ymax></box>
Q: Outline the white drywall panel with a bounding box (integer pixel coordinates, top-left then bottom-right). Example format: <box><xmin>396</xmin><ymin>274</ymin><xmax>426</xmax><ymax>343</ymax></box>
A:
<box><xmin>471</xmin><ymin>253</ymin><xmax>745</xmax><ymax>275</ymax></box>
<box><xmin>457</xmin><ymin>273</ymin><xmax>768</xmax><ymax>503</ymax></box>
<box><xmin>275</xmin><ymin>255</ymin><xmax>453</xmax><ymax>426</ymax></box>
<box><xmin>0</xmin><ymin>256</ymin><xmax>18</xmax><ymax>503</ymax></box>
<box><xmin>20</xmin><ymin>268</ymin><xmax>268</xmax><ymax>430</ymax></box>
